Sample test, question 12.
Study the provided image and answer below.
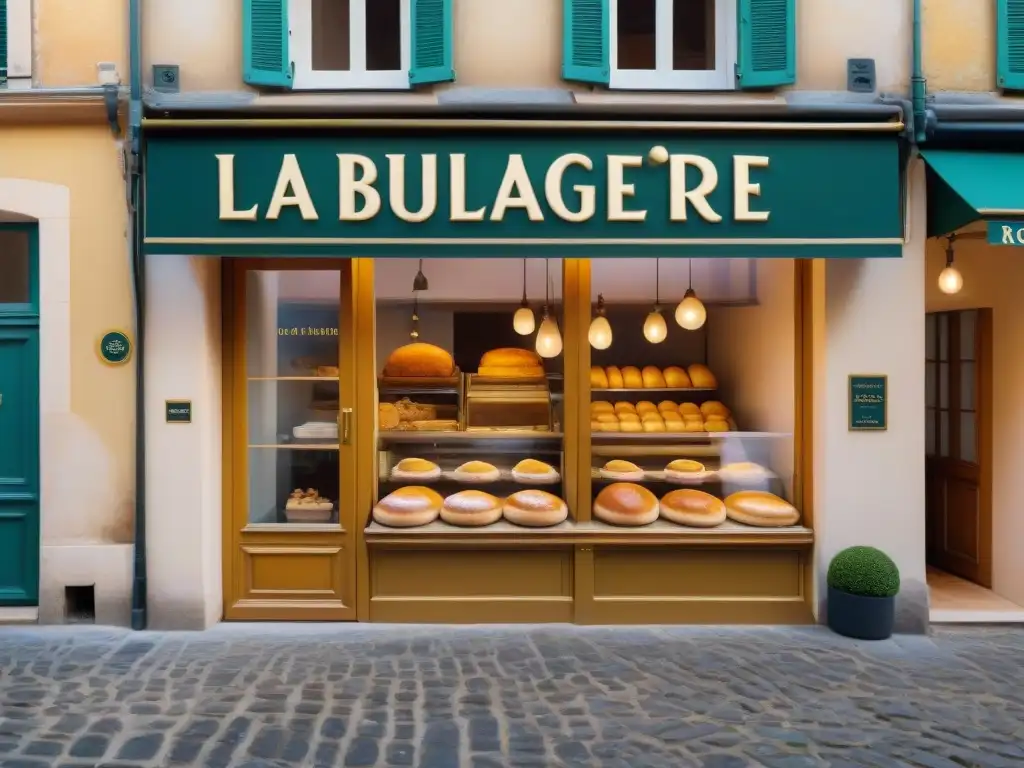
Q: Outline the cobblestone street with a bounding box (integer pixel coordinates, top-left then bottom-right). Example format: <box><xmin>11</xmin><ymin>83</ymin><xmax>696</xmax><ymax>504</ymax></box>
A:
<box><xmin>0</xmin><ymin>624</ymin><xmax>1021</xmax><ymax>767</ymax></box>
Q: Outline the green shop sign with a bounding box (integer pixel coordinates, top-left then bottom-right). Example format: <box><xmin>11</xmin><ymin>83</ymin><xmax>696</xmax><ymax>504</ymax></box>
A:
<box><xmin>987</xmin><ymin>220</ymin><xmax>1024</xmax><ymax>246</ymax></box>
<box><xmin>144</xmin><ymin>128</ymin><xmax>903</xmax><ymax>258</ymax></box>
<box><xmin>849</xmin><ymin>374</ymin><xmax>887</xmax><ymax>431</ymax></box>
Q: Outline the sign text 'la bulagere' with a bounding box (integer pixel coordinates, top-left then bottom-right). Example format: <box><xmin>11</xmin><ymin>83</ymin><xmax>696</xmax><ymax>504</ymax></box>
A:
<box><xmin>216</xmin><ymin>148</ymin><xmax>772</xmax><ymax>225</ymax></box>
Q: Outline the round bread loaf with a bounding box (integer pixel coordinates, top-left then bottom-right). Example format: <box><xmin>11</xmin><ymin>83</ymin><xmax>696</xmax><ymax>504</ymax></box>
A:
<box><xmin>705</xmin><ymin>419</ymin><xmax>729</xmax><ymax>432</ymax></box>
<box><xmin>621</xmin><ymin>366</ymin><xmax>643</xmax><ymax>388</ymax></box>
<box><xmin>451</xmin><ymin>460</ymin><xmax>501</xmax><ymax>483</ymax></box>
<box><xmin>591</xmin><ymin>401</ymin><xmax>615</xmax><ymax>414</ymax></box>
<box><xmin>621</xmin><ymin>421</ymin><xmax>643</xmax><ymax>432</ymax></box>
<box><xmin>663</xmin><ymin>365</ymin><xmax>693</xmax><ymax>388</ymax></box>
<box><xmin>383</xmin><ymin>343</ymin><xmax>455</xmax><ymax>378</ymax></box>
<box><xmin>600</xmin><ymin>459</ymin><xmax>644</xmax><ymax>481</ymax></box>
<box><xmin>636</xmin><ymin>401</ymin><xmax>658</xmax><ymax>415</ymax></box>
<box><xmin>664</xmin><ymin>459</ymin><xmax>707</xmax><ymax>483</ymax></box>
<box><xmin>724</xmin><ymin>491</ymin><xmax>800</xmax><ymax>527</ymax></box>
<box><xmin>678</xmin><ymin>402</ymin><xmax>701</xmax><ymax>416</ymax></box>
<box><xmin>596</xmin><ymin>413</ymin><xmax>618</xmax><ymax>424</ymax></box>
<box><xmin>481</xmin><ymin>347</ymin><xmax>541</xmax><ymax>368</ymax></box>
<box><xmin>440</xmin><ymin>490</ymin><xmax>503</xmax><ymax>527</ymax></box>
<box><xmin>590</xmin><ymin>366</ymin><xmax>609</xmax><ymax>389</ymax></box>
<box><xmin>614</xmin><ymin>401</ymin><xmax>636</xmax><ymax>414</ymax></box>
<box><xmin>511</xmin><ymin>458</ymin><xmax>560</xmax><ymax>484</ymax></box>
<box><xmin>643</xmin><ymin>420</ymin><xmax>666</xmax><ymax>432</ymax></box>
<box><xmin>590</xmin><ymin>420</ymin><xmax>602</xmax><ymax>431</ymax></box>
<box><xmin>701</xmin><ymin>400</ymin><xmax>730</xmax><ymax>418</ymax></box>
<box><xmin>606</xmin><ymin>366</ymin><xmax>625</xmax><ymax>388</ymax></box>
<box><xmin>373</xmin><ymin>486</ymin><xmax>443</xmax><ymax>527</ymax></box>
<box><xmin>642</xmin><ymin>366</ymin><xmax>667</xmax><ymax>388</ymax></box>
<box><xmin>600</xmin><ymin>421</ymin><xmax>621</xmax><ymax>432</ymax></box>
<box><xmin>663</xmin><ymin>417</ymin><xmax>685</xmax><ymax>432</ymax></box>
<box><xmin>688</xmin><ymin>363</ymin><xmax>717</xmax><ymax>388</ymax></box>
<box><xmin>657</xmin><ymin>400</ymin><xmax>678</xmax><ymax>412</ymax></box>
<box><xmin>717</xmin><ymin>462</ymin><xmax>769</xmax><ymax>482</ymax></box>
<box><xmin>503</xmin><ymin>489</ymin><xmax>568</xmax><ymax>527</ymax></box>
<box><xmin>660</xmin><ymin>488</ymin><xmax>726</xmax><ymax>527</ymax></box>
<box><xmin>618</xmin><ymin>413</ymin><xmax>641</xmax><ymax>424</ymax></box>
<box><xmin>391</xmin><ymin>457</ymin><xmax>441</xmax><ymax>481</ymax></box>
<box><xmin>594</xmin><ymin>483</ymin><xmax>659</xmax><ymax>526</ymax></box>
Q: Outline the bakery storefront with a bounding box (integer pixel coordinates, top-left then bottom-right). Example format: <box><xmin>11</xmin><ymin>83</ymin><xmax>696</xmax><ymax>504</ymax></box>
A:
<box><xmin>142</xmin><ymin>118</ymin><xmax>904</xmax><ymax>624</ymax></box>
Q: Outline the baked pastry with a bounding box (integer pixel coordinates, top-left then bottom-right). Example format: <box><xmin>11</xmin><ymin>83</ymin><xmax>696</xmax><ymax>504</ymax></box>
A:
<box><xmin>636</xmin><ymin>401</ymin><xmax>658</xmax><ymax>416</ymax></box>
<box><xmin>479</xmin><ymin>347</ymin><xmax>544</xmax><ymax>378</ymax></box>
<box><xmin>451</xmin><ymin>460</ymin><xmax>501</xmax><ymax>483</ymax></box>
<box><xmin>660</xmin><ymin>489</ymin><xmax>726</xmax><ymax>527</ymax></box>
<box><xmin>593</xmin><ymin>483</ymin><xmax>659</xmax><ymax>526</ymax></box>
<box><xmin>717</xmin><ymin>462</ymin><xmax>771</xmax><ymax>483</ymax></box>
<box><xmin>688</xmin><ymin>363</ymin><xmax>717</xmax><ymax>388</ymax></box>
<box><xmin>664</xmin><ymin>417</ymin><xmax>685</xmax><ymax>432</ymax></box>
<box><xmin>614</xmin><ymin>401</ymin><xmax>636</xmax><ymax>414</ymax></box>
<box><xmin>600</xmin><ymin>421</ymin><xmax>621</xmax><ymax>432</ymax></box>
<box><xmin>705</xmin><ymin>419</ymin><xmax>729</xmax><ymax>432</ymax></box>
<box><xmin>724</xmin><ymin>491</ymin><xmax>800</xmax><ymax>527</ymax></box>
<box><xmin>664</xmin><ymin>459</ymin><xmax>707</xmax><ymax>483</ymax></box>
<box><xmin>317</xmin><ymin>365</ymin><xmax>339</xmax><ymax>377</ymax></box>
<box><xmin>657</xmin><ymin>400</ymin><xmax>678</xmax><ymax>413</ymax></box>
<box><xmin>618</xmin><ymin>413</ymin><xmax>641</xmax><ymax>424</ymax></box>
<box><xmin>643</xmin><ymin>420</ymin><xmax>666</xmax><ymax>432</ymax></box>
<box><xmin>641</xmin><ymin>411</ymin><xmax>664</xmax><ymax>423</ymax></box>
<box><xmin>620</xmin><ymin>420</ymin><xmax>643</xmax><ymax>432</ymax></box>
<box><xmin>286</xmin><ymin>488</ymin><xmax>332</xmax><ymax>511</ymax></box>
<box><xmin>391</xmin><ymin>457</ymin><xmax>442</xmax><ymax>482</ymax></box>
<box><xmin>678</xmin><ymin>402</ymin><xmax>701</xmax><ymax>416</ymax></box>
<box><xmin>378</xmin><ymin>403</ymin><xmax>400</xmax><ymax>430</ymax></box>
<box><xmin>383</xmin><ymin>343</ymin><xmax>455</xmax><ymax>378</ymax></box>
<box><xmin>622</xmin><ymin>366</ymin><xmax>643</xmax><ymax>388</ymax></box>
<box><xmin>372</xmin><ymin>486</ymin><xmax>443</xmax><ymax>527</ymax></box>
<box><xmin>642</xmin><ymin>366</ymin><xmax>667</xmax><ymax>388</ymax></box>
<box><xmin>511</xmin><ymin>459</ymin><xmax>560</xmax><ymax>484</ymax></box>
<box><xmin>606</xmin><ymin>366</ymin><xmax>625</xmax><ymax>388</ymax></box>
<box><xmin>596</xmin><ymin>413</ymin><xmax>618</xmax><ymax>424</ymax></box>
<box><xmin>503</xmin><ymin>489</ymin><xmax>568</xmax><ymax>527</ymax></box>
<box><xmin>683</xmin><ymin>420</ymin><xmax>705</xmax><ymax>432</ymax></box>
<box><xmin>590</xmin><ymin>420</ymin><xmax>603</xmax><ymax>431</ymax></box>
<box><xmin>701</xmin><ymin>400</ymin><xmax>730</xmax><ymax>418</ymax></box>
<box><xmin>600</xmin><ymin>459</ymin><xmax>645</xmax><ymax>481</ymax></box>
<box><xmin>393</xmin><ymin>398</ymin><xmax>438</xmax><ymax>422</ymax></box>
<box><xmin>440</xmin><ymin>490</ymin><xmax>503</xmax><ymax>527</ymax></box>
<box><xmin>663</xmin><ymin>365</ymin><xmax>693</xmax><ymax>388</ymax></box>
<box><xmin>591</xmin><ymin>401</ymin><xmax>615</xmax><ymax>414</ymax></box>
<box><xmin>591</xmin><ymin>366</ymin><xmax>609</xmax><ymax>389</ymax></box>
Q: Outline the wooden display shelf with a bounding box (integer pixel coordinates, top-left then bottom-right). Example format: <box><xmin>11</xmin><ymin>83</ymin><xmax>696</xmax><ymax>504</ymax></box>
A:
<box><xmin>379</xmin><ymin>431</ymin><xmax>563</xmax><ymax>443</ymax></box>
<box><xmin>380</xmin><ymin>469</ymin><xmax>562</xmax><ymax>485</ymax></box>
<box><xmin>365</xmin><ymin>519</ymin><xmax>578</xmax><ymax>546</ymax></box>
<box><xmin>248</xmin><ymin>376</ymin><xmax>340</xmax><ymax>382</ymax></box>
<box><xmin>591</xmin><ymin>387</ymin><xmax>716</xmax><ymax>397</ymax></box>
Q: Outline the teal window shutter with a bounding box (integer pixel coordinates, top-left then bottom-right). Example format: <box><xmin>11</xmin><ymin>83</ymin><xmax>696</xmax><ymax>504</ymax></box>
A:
<box><xmin>997</xmin><ymin>0</ymin><xmax>1024</xmax><ymax>90</ymax></box>
<box><xmin>562</xmin><ymin>0</ymin><xmax>609</xmax><ymax>84</ymax></box>
<box><xmin>0</xmin><ymin>0</ymin><xmax>8</xmax><ymax>84</ymax></box>
<box><xmin>737</xmin><ymin>0</ymin><xmax>796</xmax><ymax>89</ymax></box>
<box><xmin>243</xmin><ymin>0</ymin><xmax>292</xmax><ymax>88</ymax></box>
<box><xmin>409</xmin><ymin>0</ymin><xmax>454</xmax><ymax>85</ymax></box>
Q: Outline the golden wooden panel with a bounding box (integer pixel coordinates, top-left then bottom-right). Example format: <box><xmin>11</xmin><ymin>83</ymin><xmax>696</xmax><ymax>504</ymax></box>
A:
<box><xmin>242</xmin><ymin>545</ymin><xmax>345</xmax><ymax>598</ymax></box>
<box><xmin>371</xmin><ymin>549</ymin><xmax>572</xmax><ymax>598</ymax></box>
<box><xmin>594</xmin><ymin>547</ymin><xmax>802</xmax><ymax>598</ymax></box>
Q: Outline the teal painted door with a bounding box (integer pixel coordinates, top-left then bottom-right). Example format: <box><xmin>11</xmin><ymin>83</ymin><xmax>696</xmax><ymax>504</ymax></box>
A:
<box><xmin>0</xmin><ymin>328</ymin><xmax>39</xmax><ymax>604</ymax></box>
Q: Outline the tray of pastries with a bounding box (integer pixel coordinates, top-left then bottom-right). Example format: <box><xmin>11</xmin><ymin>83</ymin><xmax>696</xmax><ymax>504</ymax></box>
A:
<box><xmin>386</xmin><ymin>458</ymin><xmax>561</xmax><ymax>485</ymax></box>
<box><xmin>371</xmin><ymin>483</ymin><xmax>568</xmax><ymax>529</ymax></box>
<box><xmin>590</xmin><ymin>399</ymin><xmax>736</xmax><ymax>433</ymax></box>
<box><xmin>284</xmin><ymin>488</ymin><xmax>334</xmax><ymax>522</ymax></box>
<box><xmin>379</xmin><ymin>398</ymin><xmax>459</xmax><ymax>432</ymax></box>
<box><xmin>591</xmin><ymin>364</ymin><xmax>717</xmax><ymax>390</ymax></box>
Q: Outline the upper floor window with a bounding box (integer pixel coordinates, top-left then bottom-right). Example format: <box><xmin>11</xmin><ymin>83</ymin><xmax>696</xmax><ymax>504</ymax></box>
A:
<box><xmin>1</xmin><ymin>0</ymin><xmax>34</xmax><ymax>88</ymax></box>
<box><xmin>612</xmin><ymin>0</ymin><xmax>735</xmax><ymax>90</ymax></box>
<box><xmin>243</xmin><ymin>0</ymin><xmax>453</xmax><ymax>90</ymax></box>
<box><xmin>563</xmin><ymin>0</ymin><xmax>795</xmax><ymax>92</ymax></box>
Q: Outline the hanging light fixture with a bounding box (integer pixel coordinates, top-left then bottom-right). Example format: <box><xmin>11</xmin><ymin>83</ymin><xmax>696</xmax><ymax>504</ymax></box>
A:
<box><xmin>674</xmin><ymin>258</ymin><xmax>707</xmax><ymax>331</ymax></box>
<box><xmin>535</xmin><ymin>259</ymin><xmax>563</xmax><ymax>358</ymax></box>
<box><xmin>412</xmin><ymin>258</ymin><xmax>429</xmax><ymax>291</ymax></box>
<box><xmin>643</xmin><ymin>258</ymin><xmax>668</xmax><ymax>343</ymax></box>
<box><xmin>588</xmin><ymin>293</ymin><xmax>613</xmax><ymax>350</ymax></box>
<box><xmin>513</xmin><ymin>258</ymin><xmax>536</xmax><ymax>335</ymax></box>
<box><xmin>938</xmin><ymin>235</ymin><xmax>964</xmax><ymax>295</ymax></box>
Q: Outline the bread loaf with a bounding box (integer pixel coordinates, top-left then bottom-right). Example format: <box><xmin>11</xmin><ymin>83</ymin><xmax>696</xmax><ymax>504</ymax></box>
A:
<box><xmin>440</xmin><ymin>490</ymin><xmax>503</xmax><ymax>527</ymax></box>
<box><xmin>503</xmin><ymin>490</ymin><xmax>568</xmax><ymax>527</ymax></box>
<box><xmin>511</xmin><ymin>459</ymin><xmax>560</xmax><ymax>484</ymax></box>
<box><xmin>663</xmin><ymin>366</ymin><xmax>693</xmax><ymax>388</ymax></box>
<box><xmin>480</xmin><ymin>347</ymin><xmax>541</xmax><ymax>368</ymax></box>
<box><xmin>383</xmin><ymin>343</ymin><xmax>455</xmax><ymax>378</ymax></box>
<box><xmin>660</xmin><ymin>489</ymin><xmax>726</xmax><ymax>527</ymax></box>
<box><xmin>591</xmin><ymin>366</ymin><xmax>609</xmax><ymax>389</ymax></box>
<box><xmin>372</xmin><ymin>486</ymin><xmax>443</xmax><ymax>527</ymax></box>
<box><xmin>593</xmin><ymin>483</ymin><xmax>659</xmax><ymax>526</ymax></box>
<box><xmin>724</xmin><ymin>491</ymin><xmax>800</xmax><ymax>527</ymax></box>
<box><xmin>642</xmin><ymin>366</ymin><xmax>667</xmax><ymax>388</ymax></box>
<box><xmin>378</xmin><ymin>403</ymin><xmax>400</xmax><ymax>430</ymax></box>
<box><xmin>687</xmin><ymin>363</ymin><xmax>717</xmax><ymax>388</ymax></box>
<box><xmin>606</xmin><ymin>366</ymin><xmax>625</xmax><ymax>388</ymax></box>
<box><xmin>621</xmin><ymin>366</ymin><xmax>643</xmax><ymax>388</ymax></box>
<box><xmin>700</xmin><ymin>400</ymin><xmax>729</xmax><ymax>418</ymax></box>
<box><xmin>600</xmin><ymin>460</ymin><xmax>644</xmax><ymax>481</ymax></box>
<box><xmin>391</xmin><ymin>457</ymin><xmax>441</xmax><ymax>481</ymax></box>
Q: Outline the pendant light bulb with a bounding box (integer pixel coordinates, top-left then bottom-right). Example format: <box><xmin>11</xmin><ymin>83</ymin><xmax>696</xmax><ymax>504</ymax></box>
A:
<box><xmin>535</xmin><ymin>309</ymin><xmax>563</xmax><ymax>358</ymax></box>
<box><xmin>513</xmin><ymin>301</ymin><xmax>536</xmax><ymax>335</ymax></box>
<box><xmin>588</xmin><ymin>293</ymin><xmax>613</xmax><ymax>350</ymax></box>
<box><xmin>643</xmin><ymin>307</ymin><xmax>668</xmax><ymax>343</ymax></box>
<box><xmin>674</xmin><ymin>288</ymin><xmax>707</xmax><ymax>331</ymax></box>
<box><xmin>938</xmin><ymin>266</ymin><xmax>963</xmax><ymax>295</ymax></box>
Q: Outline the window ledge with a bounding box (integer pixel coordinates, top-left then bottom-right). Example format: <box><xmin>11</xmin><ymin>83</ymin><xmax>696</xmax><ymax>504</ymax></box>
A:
<box><xmin>572</xmin><ymin>90</ymin><xmax>786</xmax><ymax>107</ymax></box>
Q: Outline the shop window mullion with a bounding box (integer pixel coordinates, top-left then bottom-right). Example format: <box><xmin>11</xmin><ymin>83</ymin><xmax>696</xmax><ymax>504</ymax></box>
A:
<box><xmin>949</xmin><ymin>312</ymin><xmax>961</xmax><ymax>461</ymax></box>
<box><xmin>350</xmin><ymin>0</ymin><xmax>367</xmax><ymax>74</ymax></box>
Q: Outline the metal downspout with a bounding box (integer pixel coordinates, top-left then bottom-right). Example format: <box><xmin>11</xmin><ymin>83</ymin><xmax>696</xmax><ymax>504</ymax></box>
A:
<box><xmin>911</xmin><ymin>0</ymin><xmax>928</xmax><ymax>143</ymax></box>
<box><xmin>128</xmin><ymin>0</ymin><xmax>147</xmax><ymax>631</ymax></box>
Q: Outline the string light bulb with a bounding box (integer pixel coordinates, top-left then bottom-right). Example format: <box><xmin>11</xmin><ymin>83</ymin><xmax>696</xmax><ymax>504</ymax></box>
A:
<box><xmin>643</xmin><ymin>258</ymin><xmax>668</xmax><ymax>343</ymax></box>
<box><xmin>534</xmin><ymin>259</ymin><xmax>563</xmax><ymax>358</ymax></box>
<box><xmin>938</xmin><ymin>236</ymin><xmax>963</xmax><ymax>295</ymax></box>
<box><xmin>512</xmin><ymin>258</ymin><xmax>536</xmax><ymax>334</ymax></box>
<box><xmin>588</xmin><ymin>293</ymin><xmax>613</xmax><ymax>350</ymax></box>
<box><xmin>674</xmin><ymin>259</ymin><xmax>707</xmax><ymax>331</ymax></box>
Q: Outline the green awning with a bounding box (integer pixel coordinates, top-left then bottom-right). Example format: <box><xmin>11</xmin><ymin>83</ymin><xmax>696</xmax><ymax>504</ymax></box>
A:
<box><xmin>922</xmin><ymin>149</ymin><xmax>1024</xmax><ymax>238</ymax></box>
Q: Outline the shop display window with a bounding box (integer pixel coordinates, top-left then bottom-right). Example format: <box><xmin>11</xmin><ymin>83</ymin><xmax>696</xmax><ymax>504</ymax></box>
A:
<box><xmin>587</xmin><ymin>258</ymin><xmax>801</xmax><ymax>532</ymax></box>
<box><xmin>370</xmin><ymin>258</ymin><xmax>570</xmax><ymax>531</ymax></box>
<box><xmin>245</xmin><ymin>269</ymin><xmax>343</xmax><ymax>525</ymax></box>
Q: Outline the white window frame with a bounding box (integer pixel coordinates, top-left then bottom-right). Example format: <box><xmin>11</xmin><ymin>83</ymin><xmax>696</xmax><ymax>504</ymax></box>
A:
<box><xmin>609</xmin><ymin>0</ymin><xmax>736</xmax><ymax>91</ymax></box>
<box><xmin>5</xmin><ymin>0</ymin><xmax>34</xmax><ymax>88</ymax></box>
<box><xmin>289</xmin><ymin>0</ymin><xmax>410</xmax><ymax>90</ymax></box>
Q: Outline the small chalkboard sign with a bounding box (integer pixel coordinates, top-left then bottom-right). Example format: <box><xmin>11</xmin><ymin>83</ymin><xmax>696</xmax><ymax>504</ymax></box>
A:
<box><xmin>849</xmin><ymin>375</ymin><xmax>887</xmax><ymax>431</ymax></box>
<box><xmin>98</xmin><ymin>330</ymin><xmax>132</xmax><ymax>365</ymax></box>
<box><xmin>165</xmin><ymin>400</ymin><xmax>192</xmax><ymax>424</ymax></box>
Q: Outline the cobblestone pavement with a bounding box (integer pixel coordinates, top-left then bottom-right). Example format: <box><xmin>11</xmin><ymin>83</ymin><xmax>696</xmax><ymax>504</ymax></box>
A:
<box><xmin>0</xmin><ymin>625</ymin><xmax>1022</xmax><ymax>768</ymax></box>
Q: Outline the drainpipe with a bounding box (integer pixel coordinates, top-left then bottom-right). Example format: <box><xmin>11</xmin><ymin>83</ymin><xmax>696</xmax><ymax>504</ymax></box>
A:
<box><xmin>911</xmin><ymin>0</ymin><xmax>928</xmax><ymax>143</ymax></box>
<box><xmin>128</xmin><ymin>0</ymin><xmax>147</xmax><ymax>631</ymax></box>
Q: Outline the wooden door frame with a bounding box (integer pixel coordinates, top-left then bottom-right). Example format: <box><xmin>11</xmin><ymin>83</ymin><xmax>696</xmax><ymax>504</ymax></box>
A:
<box><xmin>925</xmin><ymin>308</ymin><xmax>993</xmax><ymax>588</ymax></box>
<box><xmin>221</xmin><ymin>258</ymin><xmax>361</xmax><ymax>620</ymax></box>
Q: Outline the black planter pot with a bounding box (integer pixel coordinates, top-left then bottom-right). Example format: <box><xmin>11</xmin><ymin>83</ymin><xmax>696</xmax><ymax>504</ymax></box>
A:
<box><xmin>826</xmin><ymin>585</ymin><xmax>895</xmax><ymax>640</ymax></box>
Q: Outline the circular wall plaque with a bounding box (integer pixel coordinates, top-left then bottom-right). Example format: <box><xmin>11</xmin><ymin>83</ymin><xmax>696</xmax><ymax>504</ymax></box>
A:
<box><xmin>98</xmin><ymin>330</ymin><xmax>133</xmax><ymax>365</ymax></box>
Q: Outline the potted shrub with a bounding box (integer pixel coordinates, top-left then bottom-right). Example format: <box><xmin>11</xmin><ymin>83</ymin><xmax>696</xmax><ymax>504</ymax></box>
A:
<box><xmin>826</xmin><ymin>546</ymin><xmax>900</xmax><ymax>640</ymax></box>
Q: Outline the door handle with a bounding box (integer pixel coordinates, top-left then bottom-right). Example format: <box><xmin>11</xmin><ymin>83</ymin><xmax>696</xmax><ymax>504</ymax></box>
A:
<box><xmin>340</xmin><ymin>408</ymin><xmax>353</xmax><ymax>445</ymax></box>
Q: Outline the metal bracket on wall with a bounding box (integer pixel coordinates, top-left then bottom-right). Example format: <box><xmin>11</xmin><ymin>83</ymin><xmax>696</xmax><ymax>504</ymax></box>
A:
<box><xmin>103</xmin><ymin>84</ymin><xmax>121</xmax><ymax>136</ymax></box>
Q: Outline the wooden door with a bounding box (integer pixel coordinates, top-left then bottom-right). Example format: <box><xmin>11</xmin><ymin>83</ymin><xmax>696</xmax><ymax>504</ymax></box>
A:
<box><xmin>925</xmin><ymin>309</ymin><xmax>993</xmax><ymax>586</ymax></box>
<box><xmin>0</xmin><ymin>225</ymin><xmax>40</xmax><ymax>606</ymax></box>
<box><xmin>224</xmin><ymin>260</ymin><xmax>358</xmax><ymax>620</ymax></box>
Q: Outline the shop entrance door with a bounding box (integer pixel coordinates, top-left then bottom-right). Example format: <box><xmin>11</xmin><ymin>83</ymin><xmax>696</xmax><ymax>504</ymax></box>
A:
<box><xmin>224</xmin><ymin>260</ymin><xmax>358</xmax><ymax>620</ymax></box>
<box><xmin>925</xmin><ymin>309</ymin><xmax>992</xmax><ymax>587</ymax></box>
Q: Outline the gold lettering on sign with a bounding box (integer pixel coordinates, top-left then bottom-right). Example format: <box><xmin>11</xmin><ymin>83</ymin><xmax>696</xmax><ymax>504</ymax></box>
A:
<box><xmin>387</xmin><ymin>154</ymin><xmax>438</xmax><ymax>223</ymax></box>
<box><xmin>267</xmin><ymin>154</ymin><xmax>319</xmax><ymax>220</ymax></box>
<box><xmin>449</xmin><ymin>154</ymin><xmax>486</xmax><ymax>221</ymax></box>
<box><xmin>606</xmin><ymin>155</ymin><xmax>646</xmax><ymax>222</ymax></box>
<box><xmin>733</xmin><ymin>155</ymin><xmax>770</xmax><ymax>222</ymax></box>
<box><xmin>338</xmin><ymin>154</ymin><xmax>381</xmax><ymax>221</ymax></box>
<box><xmin>215</xmin><ymin>154</ymin><xmax>259</xmax><ymax>220</ymax></box>
<box><xmin>491</xmin><ymin>155</ymin><xmax>544</xmax><ymax>222</ymax></box>
<box><xmin>669</xmin><ymin>155</ymin><xmax>722</xmax><ymax>222</ymax></box>
<box><xmin>545</xmin><ymin>153</ymin><xmax>595</xmax><ymax>223</ymax></box>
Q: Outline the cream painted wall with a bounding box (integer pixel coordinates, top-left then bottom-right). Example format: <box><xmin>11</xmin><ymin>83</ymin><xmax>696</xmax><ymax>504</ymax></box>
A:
<box><xmin>142</xmin><ymin>0</ymin><xmax>910</xmax><ymax>94</ymax></box>
<box><xmin>922</xmin><ymin>0</ymin><xmax>995</xmax><ymax>93</ymax></box>
<box><xmin>925</xmin><ymin>237</ymin><xmax>1024</xmax><ymax>608</ymax></box>
<box><xmin>35</xmin><ymin>0</ymin><xmax>127</xmax><ymax>86</ymax></box>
